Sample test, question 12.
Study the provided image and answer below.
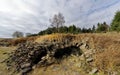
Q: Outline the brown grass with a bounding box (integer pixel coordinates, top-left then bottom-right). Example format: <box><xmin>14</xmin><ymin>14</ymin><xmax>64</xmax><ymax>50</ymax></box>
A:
<box><xmin>35</xmin><ymin>33</ymin><xmax>77</xmax><ymax>43</ymax></box>
<box><xmin>0</xmin><ymin>47</ymin><xmax>16</xmax><ymax>75</ymax></box>
<box><xmin>94</xmin><ymin>43</ymin><xmax>120</xmax><ymax>74</ymax></box>
<box><xmin>10</xmin><ymin>36</ymin><xmax>38</xmax><ymax>46</ymax></box>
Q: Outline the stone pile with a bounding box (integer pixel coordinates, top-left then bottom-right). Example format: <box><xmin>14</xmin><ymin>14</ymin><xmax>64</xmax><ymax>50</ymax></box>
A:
<box><xmin>6</xmin><ymin>40</ymin><xmax>84</xmax><ymax>75</ymax></box>
<box><xmin>4</xmin><ymin>35</ymin><xmax>100</xmax><ymax>75</ymax></box>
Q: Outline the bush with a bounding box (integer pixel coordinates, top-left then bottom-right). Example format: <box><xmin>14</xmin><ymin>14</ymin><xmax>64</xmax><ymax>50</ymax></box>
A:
<box><xmin>11</xmin><ymin>37</ymin><xmax>37</xmax><ymax>46</ymax></box>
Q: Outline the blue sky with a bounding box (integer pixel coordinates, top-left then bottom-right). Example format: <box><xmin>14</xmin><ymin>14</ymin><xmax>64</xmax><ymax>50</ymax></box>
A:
<box><xmin>0</xmin><ymin>0</ymin><xmax>120</xmax><ymax>38</ymax></box>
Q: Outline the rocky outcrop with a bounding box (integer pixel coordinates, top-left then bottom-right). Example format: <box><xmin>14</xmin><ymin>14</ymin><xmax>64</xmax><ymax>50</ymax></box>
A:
<box><xmin>5</xmin><ymin>37</ymin><xmax>97</xmax><ymax>75</ymax></box>
<box><xmin>5</xmin><ymin>40</ymin><xmax>84</xmax><ymax>74</ymax></box>
<box><xmin>0</xmin><ymin>39</ymin><xmax>11</xmax><ymax>47</ymax></box>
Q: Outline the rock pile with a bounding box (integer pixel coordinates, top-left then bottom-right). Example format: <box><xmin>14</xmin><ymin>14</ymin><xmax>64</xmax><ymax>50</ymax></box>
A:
<box><xmin>6</xmin><ymin>40</ymin><xmax>84</xmax><ymax>75</ymax></box>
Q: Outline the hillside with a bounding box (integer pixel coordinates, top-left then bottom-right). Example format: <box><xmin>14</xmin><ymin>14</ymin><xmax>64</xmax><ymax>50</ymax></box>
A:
<box><xmin>0</xmin><ymin>33</ymin><xmax>120</xmax><ymax>75</ymax></box>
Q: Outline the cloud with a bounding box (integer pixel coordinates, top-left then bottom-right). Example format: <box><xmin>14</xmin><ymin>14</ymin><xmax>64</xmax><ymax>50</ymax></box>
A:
<box><xmin>0</xmin><ymin>0</ymin><xmax>120</xmax><ymax>37</ymax></box>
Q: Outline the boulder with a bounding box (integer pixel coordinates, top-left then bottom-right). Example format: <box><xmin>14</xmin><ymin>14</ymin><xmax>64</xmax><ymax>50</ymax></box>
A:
<box><xmin>21</xmin><ymin>63</ymin><xmax>31</xmax><ymax>69</ymax></box>
<box><xmin>89</xmin><ymin>68</ymin><xmax>98</xmax><ymax>75</ymax></box>
<box><xmin>86</xmin><ymin>58</ymin><xmax>93</xmax><ymax>62</ymax></box>
<box><xmin>21</xmin><ymin>67</ymin><xmax>32</xmax><ymax>75</ymax></box>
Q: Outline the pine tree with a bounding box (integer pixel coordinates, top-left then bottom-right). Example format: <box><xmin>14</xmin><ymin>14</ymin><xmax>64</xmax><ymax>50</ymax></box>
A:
<box><xmin>92</xmin><ymin>25</ymin><xmax>96</xmax><ymax>33</ymax></box>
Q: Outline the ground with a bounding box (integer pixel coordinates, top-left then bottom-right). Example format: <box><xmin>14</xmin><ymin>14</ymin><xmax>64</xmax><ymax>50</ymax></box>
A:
<box><xmin>0</xmin><ymin>33</ymin><xmax>120</xmax><ymax>75</ymax></box>
<box><xmin>0</xmin><ymin>47</ymin><xmax>16</xmax><ymax>75</ymax></box>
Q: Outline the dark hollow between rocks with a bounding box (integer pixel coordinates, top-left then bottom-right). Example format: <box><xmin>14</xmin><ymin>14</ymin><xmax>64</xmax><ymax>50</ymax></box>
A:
<box><xmin>54</xmin><ymin>46</ymin><xmax>82</xmax><ymax>59</ymax></box>
<box><xmin>32</xmin><ymin>46</ymin><xmax>82</xmax><ymax>65</ymax></box>
<box><xmin>33</xmin><ymin>51</ymin><xmax>47</xmax><ymax>64</ymax></box>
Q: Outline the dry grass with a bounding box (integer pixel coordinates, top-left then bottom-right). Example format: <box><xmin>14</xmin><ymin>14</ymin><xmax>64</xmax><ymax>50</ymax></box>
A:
<box><xmin>35</xmin><ymin>33</ymin><xmax>77</xmax><ymax>43</ymax></box>
<box><xmin>0</xmin><ymin>37</ymin><xmax>37</xmax><ymax>46</ymax></box>
<box><xmin>35</xmin><ymin>33</ymin><xmax>120</xmax><ymax>49</ymax></box>
<box><xmin>94</xmin><ymin>48</ymin><xmax>120</xmax><ymax>72</ymax></box>
<box><xmin>94</xmin><ymin>41</ymin><xmax>120</xmax><ymax>74</ymax></box>
<box><xmin>0</xmin><ymin>47</ymin><xmax>16</xmax><ymax>75</ymax></box>
<box><xmin>10</xmin><ymin>36</ymin><xmax>38</xmax><ymax>46</ymax></box>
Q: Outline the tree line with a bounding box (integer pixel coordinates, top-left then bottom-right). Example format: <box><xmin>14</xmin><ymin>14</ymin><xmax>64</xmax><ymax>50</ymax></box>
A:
<box><xmin>12</xmin><ymin>11</ymin><xmax>120</xmax><ymax>38</ymax></box>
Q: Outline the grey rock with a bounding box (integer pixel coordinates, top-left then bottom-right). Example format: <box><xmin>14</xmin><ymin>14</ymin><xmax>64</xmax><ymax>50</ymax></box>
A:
<box><xmin>21</xmin><ymin>63</ymin><xmax>31</xmax><ymax>69</ymax></box>
<box><xmin>86</xmin><ymin>58</ymin><xmax>93</xmax><ymax>62</ymax></box>
<box><xmin>52</xmin><ymin>66</ymin><xmax>60</xmax><ymax>71</ymax></box>
<box><xmin>32</xmin><ymin>65</ymin><xmax>37</xmax><ymax>69</ymax></box>
<box><xmin>6</xmin><ymin>67</ymin><xmax>10</xmax><ymax>70</ymax></box>
<box><xmin>89</xmin><ymin>68</ymin><xmax>98</xmax><ymax>74</ymax></box>
<box><xmin>21</xmin><ymin>67</ymin><xmax>32</xmax><ymax>75</ymax></box>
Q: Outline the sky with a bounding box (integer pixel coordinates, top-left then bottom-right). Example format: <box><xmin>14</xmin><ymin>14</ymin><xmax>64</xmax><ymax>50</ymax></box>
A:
<box><xmin>0</xmin><ymin>0</ymin><xmax>120</xmax><ymax>38</ymax></box>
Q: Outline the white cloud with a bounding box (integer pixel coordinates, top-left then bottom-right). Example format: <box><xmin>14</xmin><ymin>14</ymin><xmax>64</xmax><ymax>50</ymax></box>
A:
<box><xmin>0</xmin><ymin>0</ymin><xmax>120</xmax><ymax>37</ymax></box>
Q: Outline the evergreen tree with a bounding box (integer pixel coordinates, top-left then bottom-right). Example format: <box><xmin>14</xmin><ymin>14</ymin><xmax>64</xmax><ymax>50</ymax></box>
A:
<box><xmin>92</xmin><ymin>25</ymin><xmax>96</xmax><ymax>33</ymax></box>
<box><xmin>96</xmin><ymin>22</ymin><xmax>109</xmax><ymax>32</ymax></box>
<box><xmin>68</xmin><ymin>25</ymin><xmax>76</xmax><ymax>33</ymax></box>
<box><xmin>111</xmin><ymin>11</ymin><xmax>120</xmax><ymax>32</ymax></box>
